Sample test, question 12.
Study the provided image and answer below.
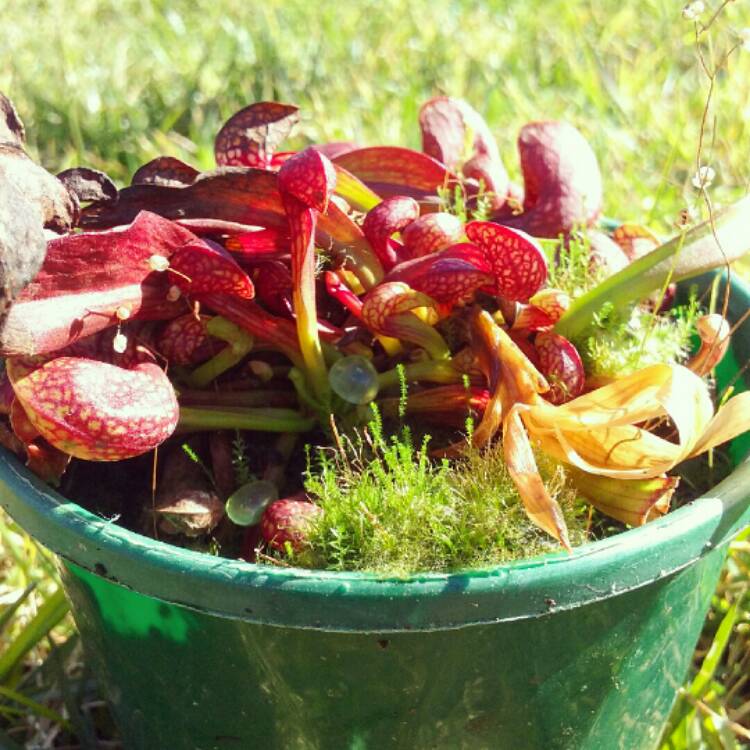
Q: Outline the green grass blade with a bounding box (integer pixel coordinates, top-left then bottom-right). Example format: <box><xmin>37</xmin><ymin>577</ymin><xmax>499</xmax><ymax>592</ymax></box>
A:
<box><xmin>0</xmin><ymin>588</ymin><xmax>69</xmax><ymax>684</ymax></box>
<box><xmin>556</xmin><ymin>196</ymin><xmax>750</xmax><ymax>340</ymax></box>
<box><xmin>0</xmin><ymin>685</ymin><xmax>72</xmax><ymax>731</ymax></box>
<box><xmin>660</xmin><ymin>601</ymin><xmax>741</xmax><ymax>749</ymax></box>
<box><xmin>689</xmin><ymin>602</ymin><xmax>741</xmax><ymax>700</ymax></box>
<box><xmin>0</xmin><ymin>583</ymin><xmax>36</xmax><ymax>635</ymax></box>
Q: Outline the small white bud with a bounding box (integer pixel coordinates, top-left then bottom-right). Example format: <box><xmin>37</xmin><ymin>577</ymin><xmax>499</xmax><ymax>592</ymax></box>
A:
<box><xmin>115</xmin><ymin>305</ymin><xmax>131</xmax><ymax>321</ymax></box>
<box><xmin>740</xmin><ymin>28</ymin><xmax>750</xmax><ymax>52</ymax></box>
<box><xmin>113</xmin><ymin>331</ymin><xmax>128</xmax><ymax>354</ymax></box>
<box><xmin>149</xmin><ymin>254</ymin><xmax>170</xmax><ymax>272</ymax></box>
<box><xmin>682</xmin><ymin>1</ymin><xmax>704</xmax><ymax>20</ymax></box>
<box><xmin>692</xmin><ymin>165</ymin><xmax>716</xmax><ymax>190</ymax></box>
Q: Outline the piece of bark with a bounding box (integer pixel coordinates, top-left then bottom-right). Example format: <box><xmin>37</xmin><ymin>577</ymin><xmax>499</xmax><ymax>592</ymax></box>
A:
<box><xmin>0</xmin><ymin>93</ymin><xmax>25</xmax><ymax>148</ymax></box>
<box><xmin>0</xmin><ymin>144</ymin><xmax>78</xmax><ymax>232</ymax></box>
<box><xmin>0</xmin><ymin>176</ymin><xmax>47</xmax><ymax>322</ymax></box>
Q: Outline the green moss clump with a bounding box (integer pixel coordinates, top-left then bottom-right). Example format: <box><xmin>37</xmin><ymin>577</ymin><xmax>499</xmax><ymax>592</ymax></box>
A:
<box><xmin>574</xmin><ymin>299</ymin><xmax>699</xmax><ymax>379</ymax></box>
<box><xmin>544</xmin><ymin>232</ymin><xmax>700</xmax><ymax>380</ymax></box>
<box><xmin>281</xmin><ymin>408</ymin><xmax>591</xmax><ymax>576</ymax></box>
<box><xmin>437</xmin><ymin>182</ymin><xmax>494</xmax><ymax>223</ymax></box>
<box><xmin>543</xmin><ymin>232</ymin><xmax>607</xmax><ymax>299</ymax></box>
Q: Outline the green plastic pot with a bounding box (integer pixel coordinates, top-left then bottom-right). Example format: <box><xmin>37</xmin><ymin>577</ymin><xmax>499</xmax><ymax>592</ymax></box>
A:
<box><xmin>2</xmin><ymin>274</ymin><xmax>750</xmax><ymax>750</ymax></box>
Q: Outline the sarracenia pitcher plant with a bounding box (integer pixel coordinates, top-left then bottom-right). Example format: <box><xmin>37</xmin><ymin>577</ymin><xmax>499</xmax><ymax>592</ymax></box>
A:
<box><xmin>1</xmin><ymin>90</ymin><xmax>750</xmax><ymax>553</ymax></box>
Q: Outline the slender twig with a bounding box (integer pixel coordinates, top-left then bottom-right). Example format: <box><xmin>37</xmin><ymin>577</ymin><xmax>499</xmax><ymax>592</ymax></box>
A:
<box><xmin>677</xmin><ymin>688</ymin><xmax>750</xmax><ymax>740</ymax></box>
<box><xmin>698</xmin><ymin>0</ymin><xmax>736</xmax><ymax>36</ymax></box>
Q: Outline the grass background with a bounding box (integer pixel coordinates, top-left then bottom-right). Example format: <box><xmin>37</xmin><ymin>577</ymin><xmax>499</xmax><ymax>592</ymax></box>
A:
<box><xmin>0</xmin><ymin>0</ymin><xmax>749</xmax><ymax>746</ymax></box>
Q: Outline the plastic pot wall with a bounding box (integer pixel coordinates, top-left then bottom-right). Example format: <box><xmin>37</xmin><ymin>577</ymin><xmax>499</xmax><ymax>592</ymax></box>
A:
<box><xmin>2</xmin><ymin>274</ymin><xmax>750</xmax><ymax>750</ymax></box>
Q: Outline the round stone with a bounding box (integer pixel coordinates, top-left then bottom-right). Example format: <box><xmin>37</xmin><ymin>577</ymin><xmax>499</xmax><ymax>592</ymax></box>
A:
<box><xmin>225</xmin><ymin>480</ymin><xmax>279</xmax><ymax>526</ymax></box>
<box><xmin>328</xmin><ymin>355</ymin><xmax>379</xmax><ymax>405</ymax></box>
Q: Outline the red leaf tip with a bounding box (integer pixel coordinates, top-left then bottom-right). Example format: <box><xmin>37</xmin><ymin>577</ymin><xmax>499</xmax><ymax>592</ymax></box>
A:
<box><xmin>278</xmin><ymin>147</ymin><xmax>337</xmax><ymax>212</ymax></box>
<box><xmin>534</xmin><ymin>332</ymin><xmax>585</xmax><ymax>404</ymax></box>
<box><xmin>465</xmin><ymin>221</ymin><xmax>548</xmax><ymax>302</ymax></box>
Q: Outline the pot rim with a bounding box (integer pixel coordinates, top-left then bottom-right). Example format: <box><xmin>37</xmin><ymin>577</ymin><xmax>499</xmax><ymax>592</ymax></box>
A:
<box><xmin>2</xmin><ymin>452</ymin><xmax>749</xmax><ymax>632</ymax></box>
<box><xmin>1</xmin><ymin>274</ymin><xmax>750</xmax><ymax>632</ymax></box>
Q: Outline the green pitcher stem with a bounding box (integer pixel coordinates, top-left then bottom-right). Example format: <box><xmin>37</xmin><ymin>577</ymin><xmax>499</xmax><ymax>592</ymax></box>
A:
<box><xmin>177</xmin><ymin>389</ymin><xmax>297</xmax><ymax>408</ymax></box>
<box><xmin>378</xmin><ymin>359</ymin><xmax>464</xmax><ymax>390</ymax></box>
<box><xmin>344</xmin><ymin>238</ymin><xmax>385</xmax><ymax>290</ymax></box>
<box><xmin>179</xmin><ymin>406</ymin><xmax>315</xmax><ymax>433</ymax></box>
<box><xmin>288</xmin><ymin>367</ymin><xmax>328</xmax><ymax>421</ymax></box>
<box><xmin>386</xmin><ymin>313</ymin><xmax>451</xmax><ymax>360</ymax></box>
<box><xmin>286</xmin><ymin>201</ymin><xmax>331</xmax><ymax>408</ymax></box>
<box><xmin>186</xmin><ymin>317</ymin><xmax>254</xmax><ymax>389</ymax></box>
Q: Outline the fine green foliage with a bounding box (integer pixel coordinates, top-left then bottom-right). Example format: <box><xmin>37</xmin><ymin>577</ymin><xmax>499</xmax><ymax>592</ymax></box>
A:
<box><xmin>576</xmin><ymin>299</ymin><xmax>700</xmax><ymax>379</ymax></box>
<box><xmin>547</xmin><ymin>234</ymin><xmax>700</xmax><ymax>379</ymax></box>
<box><xmin>231</xmin><ymin>431</ymin><xmax>253</xmax><ymax>487</ymax></box>
<box><xmin>286</xmin><ymin>407</ymin><xmax>590</xmax><ymax>575</ymax></box>
<box><xmin>437</xmin><ymin>182</ymin><xmax>494</xmax><ymax>223</ymax></box>
<box><xmin>545</xmin><ymin>232</ymin><xmax>607</xmax><ymax>298</ymax></box>
<box><xmin>181</xmin><ymin>441</ymin><xmax>217</xmax><ymax>489</ymax></box>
